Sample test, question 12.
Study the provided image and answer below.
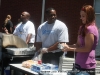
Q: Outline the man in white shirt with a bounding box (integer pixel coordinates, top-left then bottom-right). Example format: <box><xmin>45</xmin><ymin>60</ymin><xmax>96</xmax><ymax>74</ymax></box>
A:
<box><xmin>13</xmin><ymin>11</ymin><xmax>35</xmax><ymax>47</ymax></box>
<box><xmin>36</xmin><ymin>8</ymin><xmax>69</xmax><ymax>66</ymax></box>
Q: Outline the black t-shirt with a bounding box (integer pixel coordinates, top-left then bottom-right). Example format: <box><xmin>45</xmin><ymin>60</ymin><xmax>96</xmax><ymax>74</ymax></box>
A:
<box><xmin>5</xmin><ymin>20</ymin><xmax>13</xmax><ymax>33</ymax></box>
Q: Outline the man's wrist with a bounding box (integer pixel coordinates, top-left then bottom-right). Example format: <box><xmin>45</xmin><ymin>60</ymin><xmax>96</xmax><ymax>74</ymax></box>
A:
<box><xmin>41</xmin><ymin>48</ymin><xmax>48</xmax><ymax>53</ymax></box>
<box><xmin>46</xmin><ymin>48</ymin><xmax>49</xmax><ymax>53</ymax></box>
<box><xmin>57</xmin><ymin>43</ymin><xmax>64</xmax><ymax>49</ymax></box>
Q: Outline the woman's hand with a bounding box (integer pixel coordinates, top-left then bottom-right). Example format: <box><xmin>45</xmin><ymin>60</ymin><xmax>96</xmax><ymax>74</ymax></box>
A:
<box><xmin>61</xmin><ymin>43</ymin><xmax>70</xmax><ymax>52</ymax></box>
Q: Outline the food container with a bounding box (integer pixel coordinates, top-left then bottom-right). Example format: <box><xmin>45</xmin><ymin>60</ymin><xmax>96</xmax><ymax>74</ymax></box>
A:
<box><xmin>6</xmin><ymin>47</ymin><xmax>36</xmax><ymax>55</ymax></box>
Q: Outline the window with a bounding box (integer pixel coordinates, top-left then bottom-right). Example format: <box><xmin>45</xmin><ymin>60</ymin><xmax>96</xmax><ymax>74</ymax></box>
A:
<box><xmin>94</xmin><ymin>0</ymin><xmax>100</xmax><ymax>56</ymax></box>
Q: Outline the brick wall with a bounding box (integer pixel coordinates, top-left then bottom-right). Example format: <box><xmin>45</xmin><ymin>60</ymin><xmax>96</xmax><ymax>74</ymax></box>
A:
<box><xmin>1</xmin><ymin>0</ymin><xmax>42</xmax><ymax>31</ymax></box>
<box><xmin>45</xmin><ymin>0</ymin><xmax>94</xmax><ymax>44</ymax></box>
<box><xmin>0</xmin><ymin>0</ymin><xmax>93</xmax><ymax>57</ymax></box>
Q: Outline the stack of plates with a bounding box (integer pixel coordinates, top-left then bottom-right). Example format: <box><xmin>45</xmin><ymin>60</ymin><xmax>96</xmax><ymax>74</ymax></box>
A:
<box><xmin>6</xmin><ymin>47</ymin><xmax>36</xmax><ymax>55</ymax></box>
<box><xmin>59</xmin><ymin>56</ymin><xmax>75</xmax><ymax>71</ymax></box>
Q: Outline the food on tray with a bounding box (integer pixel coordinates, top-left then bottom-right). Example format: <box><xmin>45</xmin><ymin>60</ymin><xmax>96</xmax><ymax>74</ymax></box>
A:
<box><xmin>22</xmin><ymin>60</ymin><xmax>38</xmax><ymax>68</ymax></box>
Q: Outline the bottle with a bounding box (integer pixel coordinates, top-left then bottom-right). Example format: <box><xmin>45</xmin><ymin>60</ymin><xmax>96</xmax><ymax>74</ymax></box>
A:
<box><xmin>38</xmin><ymin>53</ymin><xmax>43</xmax><ymax>64</ymax></box>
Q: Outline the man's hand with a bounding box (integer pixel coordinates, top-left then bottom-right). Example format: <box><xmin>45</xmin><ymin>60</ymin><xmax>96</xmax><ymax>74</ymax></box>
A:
<box><xmin>58</xmin><ymin>43</ymin><xmax>64</xmax><ymax>49</ymax></box>
<box><xmin>40</xmin><ymin>48</ymin><xmax>48</xmax><ymax>53</ymax></box>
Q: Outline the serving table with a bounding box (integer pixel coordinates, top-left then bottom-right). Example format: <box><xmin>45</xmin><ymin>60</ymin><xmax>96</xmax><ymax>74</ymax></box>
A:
<box><xmin>1</xmin><ymin>51</ymin><xmax>34</xmax><ymax>75</ymax></box>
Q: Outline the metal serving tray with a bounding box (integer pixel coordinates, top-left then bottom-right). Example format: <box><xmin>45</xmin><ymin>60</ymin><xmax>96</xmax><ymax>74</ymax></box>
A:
<box><xmin>6</xmin><ymin>47</ymin><xmax>36</xmax><ymax>55</ymax></box>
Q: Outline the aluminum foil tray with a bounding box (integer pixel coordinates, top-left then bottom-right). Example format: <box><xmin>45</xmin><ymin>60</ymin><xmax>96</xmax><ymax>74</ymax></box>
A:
<box><xmin>6</xmin><ymin>47</ymin><xmax>36</xmax><ymax>55</ymax></box>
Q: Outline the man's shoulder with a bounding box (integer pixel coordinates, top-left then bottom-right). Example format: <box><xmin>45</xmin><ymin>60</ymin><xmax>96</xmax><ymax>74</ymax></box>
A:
<box><xmin>27</xmin><ymin>20</ymin><xmax>34</xmax><ymax>24</ymax></box>
<box><xmin>37</xmin><ymin>21</ymin><xmax>47</xmax><ymax>29</ymax></box>
<box><xmin>55</xmin><ymin>20</ymin><xmax>66</xmax><ymax>26</ymax></box>
<box><xmin>40</xmin><ymin>21</ymin><xmax>47</xmax><ymax>26</ymax></box>
<box><xmin>55</xmin><ymin>20</ymin><xmax>65</xmax><ymax>24</ymax></box>
<box><xmin>26</xmin><ymin>21</ymin><xmax>34</xmax><ymax>26</ymax></box>
<box><xmin>16</xmin><ymin>22</ymin><xmax>22</xmax><ymax>27</ymax></box>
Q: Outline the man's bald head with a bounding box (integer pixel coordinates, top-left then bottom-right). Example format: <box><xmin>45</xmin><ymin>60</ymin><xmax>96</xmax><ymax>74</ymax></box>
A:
<box><xmin>22</xmin><ymin>11</ymin><xmax>30</xmax><ymax>19</ymax></box>
<box><xmin>20</xmin><ymin>11</ymin><xmax>30</xmax><ymax>23</ymax></box>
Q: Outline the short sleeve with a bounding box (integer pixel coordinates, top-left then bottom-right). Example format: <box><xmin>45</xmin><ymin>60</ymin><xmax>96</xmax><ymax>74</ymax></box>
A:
<box><xmin>36</xmin><ymin>26</ymin><xmax>42</xmax><ymax>42</ymax></box>
<box><xmin>57</xmin><ymin>23</ymin><xmax>69</xmax><ymax>42</ymax></box>
<box><xmin>8</xmin><ymin>20</ymin><xmax>13</xmax><ymax>27</ymax></box>
<box><xmin>27</xmin><ymin>22</ymin><xmax>35</xmax><ymax>35</ymax></box>
<box><xmin>87</xmin><ymin>26</ymin><xmax>95</xmax><ymax>35</ymax></box>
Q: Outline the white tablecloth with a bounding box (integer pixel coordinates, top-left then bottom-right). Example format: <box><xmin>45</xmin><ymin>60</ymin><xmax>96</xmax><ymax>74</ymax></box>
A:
<box><xmin>10</xmin><ymin>64</ymin><xmax>68</xmax><ymax>75</ymax></box>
